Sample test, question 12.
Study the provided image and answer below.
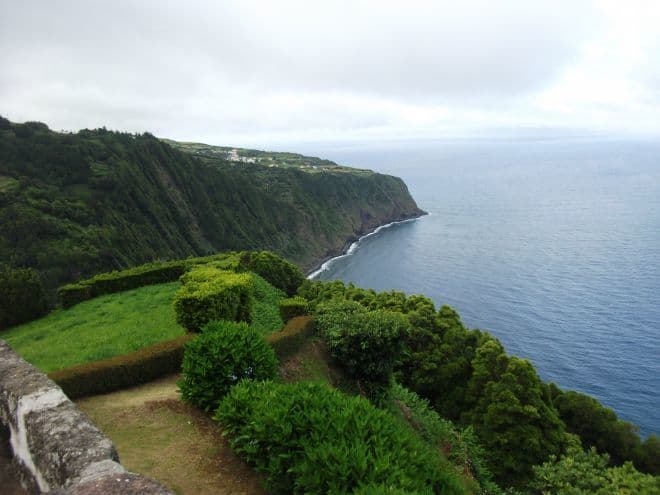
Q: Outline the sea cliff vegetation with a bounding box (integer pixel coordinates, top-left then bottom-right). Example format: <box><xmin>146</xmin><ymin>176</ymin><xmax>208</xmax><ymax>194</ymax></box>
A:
<box><xmin>2</xmin><ymin>252</ymin><xmax>658</xmax><ymax>494</ymax></box>
<box><xmin>0</xmin><ymin>116</ymin><xmax>422</xmax><ymax>306</ymax></box>
<box><xmin>0</xmin><ymin>116</ymin><xmax>657</xmax><ymax>493</ymax></box>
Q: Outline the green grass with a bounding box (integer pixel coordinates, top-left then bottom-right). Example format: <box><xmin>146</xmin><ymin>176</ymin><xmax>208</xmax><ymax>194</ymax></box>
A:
<box><xmin>3</xmin><ymin>282</ymin><xmax>185</xmax><ymax>372</ymax></box>
<box><xmin>250</xmin><ymin>273</ymin><xmax>285</xmax><ymax>336</ymax></box>
<box><xmin>4</xmin><ymin>271</ymin><xmax>285</xmax><ymax>373</ymax></box>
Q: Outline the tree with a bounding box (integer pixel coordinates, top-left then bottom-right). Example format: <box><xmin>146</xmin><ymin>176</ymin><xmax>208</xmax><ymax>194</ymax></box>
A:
<box><xmin>0</xmin><ymin>268</ymin><xmax>49</xmax><ymax>329</ymax></box>
<box><xmin>469</xmin><ymin>357</ymin><xmax>566</xmax><ymax>487</ymax></box>
<box><xmin>528</xmin><ymin>442</ymin><xmax>660</xmax><ymax>495</ymax></box>
<box><xmin>553</xmin><ymin>390</ymin><xmax>645</xmax><ymax>468</ymax></box>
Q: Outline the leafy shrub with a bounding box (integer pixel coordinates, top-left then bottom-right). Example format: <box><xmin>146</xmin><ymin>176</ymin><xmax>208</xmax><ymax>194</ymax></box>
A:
<box><xmin>179</xmin><ymin>321</ymin><xmax>277</xmax><ymax>412</ymax></box>
<box><xmin>173</xmin><ymin>267</ymin><xmax>253</xmax><ymax>332</ymax></box>
<box><xmin>0</xmin><ymin>268</ymin><xmax>49</xmax><ymax>330</ymax></box>
<box><xmin>49</xmin><ymin>335</ymin><xmax>193</xmax><ymax>398</ymax></box>
<box><xmin>215</xmin><ymin>380</ymin><xmax>465</xmax><ymax>495</ymax></box>
<box><xmin>278</xmin><ymin>296</ymin><xmax>308</xmax><ymax>321</ymax></box>
<box><xmin>315</xmin><ymin>300</ymin><xmax>409</xmax><ymax>398</ymax></box>
<box><xmin>239</xmin><ymin>250</ymin><xmax>304</xmax><ymax>296</ymax></box>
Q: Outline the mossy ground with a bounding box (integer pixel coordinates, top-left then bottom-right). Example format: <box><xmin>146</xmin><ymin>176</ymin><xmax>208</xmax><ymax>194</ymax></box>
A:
<box><xmin>77</xmin><ymin>375</ymin><xmax>266</xmax><ymax>495</ymax></box>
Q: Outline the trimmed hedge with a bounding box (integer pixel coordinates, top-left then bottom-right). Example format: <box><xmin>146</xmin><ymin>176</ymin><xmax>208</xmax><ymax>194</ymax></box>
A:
<box><xmin>173</xmin><ymin>267</ymin><xmax>253</xmax><ymax>332</ymax></box>
<box><xmin>278</xmin><ymin>296</ymin><xmax>308</xmax><ymax>322</ymax></box>
<box><xmin>238</xmin><ymin>250</ymin><xmax>304</xmax><ymax>296</ymax></box>
<box><xmin>57</xmin><ymin>252</ymin><xmax>241</xmax><ymax>308</ymax></box>
<box><xmin>58</xmin><ymin>261</ymin><xmax>187</xmax><ymax>308</ymax></box>
<box><xmin>179</xmin><ymin>321</ymin><xmax>278</xmax><ymax>412</ymax></box>
<box><xmin>49</xmin><ymin>335</ymin><xmax>194</xmax><ymax>399</ymax></box>
<box><xmin>0</xmin><ymin>268</ymin><xmax>49</xmax><ymax>330</ymax></box>
<box><xmin>46</xmin><ymin>317</ymin><xmax>313</xmax><ymax>400</ymax></box>
<box><xmin>216</xmin><ymin>380</ymin><xmax>465</xmax><ymax>495</ymax></box>
<box><xmin>266</xmin><ymin>315</ymin><xmax>315</xmax><ymax>360</ymax></box>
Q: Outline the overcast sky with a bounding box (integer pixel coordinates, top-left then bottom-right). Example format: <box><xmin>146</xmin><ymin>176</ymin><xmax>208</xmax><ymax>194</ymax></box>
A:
<box><xmin>1</xmin><ymin>0</ymin><xmax>659</xmax><ymax>146</ymax></box>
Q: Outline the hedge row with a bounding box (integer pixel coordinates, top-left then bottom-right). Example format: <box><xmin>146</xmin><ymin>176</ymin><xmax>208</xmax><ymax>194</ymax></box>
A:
<box><xmin>238</xmin><ymin>250</ymin><xmax>304</xmax><ymax>296</ymax></box>
<box><xmin>57</xmin><ymin>252</ymin><xmax>241</xmax><ymax>308</ymax></box>
<box><xmin>173</xmin><ymin>267</ymin><xmax>253</xmax><ymax>332</ymax></box>
<box><xmin>48</xmin><ymin>316</ymin><xmax>315</xmax><ymax>400</ymax></box>
<box><xmin>49</xmin><ymin>335</ymin><xmax>194</xmax><ymax>399</ymax></box>
<box><xmin>278</xmin><ymin>296</ymin><xmax>308</xmax><ymax>322</ymax></box>
<box><xmin>266</xmin><ymin>315</ymin><xmax>315</xmax><ymax>361</ymax></box>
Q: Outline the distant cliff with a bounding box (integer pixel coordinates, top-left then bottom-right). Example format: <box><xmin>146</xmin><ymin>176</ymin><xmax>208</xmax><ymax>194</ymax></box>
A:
<box><xmin>0</xmin><ymin>117</ymin><xmax>424</xmax><ymax>290</ymax></box>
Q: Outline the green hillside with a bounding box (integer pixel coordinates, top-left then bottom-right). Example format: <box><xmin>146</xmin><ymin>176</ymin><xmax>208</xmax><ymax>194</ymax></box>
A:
<box><xmin>0</xmin><ymin>116</ymin><xmax>424</xmax><ymax>293</ymax></box>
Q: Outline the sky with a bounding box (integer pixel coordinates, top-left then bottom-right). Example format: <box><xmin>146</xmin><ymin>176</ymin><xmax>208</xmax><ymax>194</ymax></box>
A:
<box><xmin>1</xmin><ymin>0</ymin><xmax>659</xmax><ymax>146</ymax></box>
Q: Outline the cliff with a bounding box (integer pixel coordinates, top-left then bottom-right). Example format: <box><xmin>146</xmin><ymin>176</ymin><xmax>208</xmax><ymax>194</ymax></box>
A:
<box><xmin>0</xmin><ymin>117</ymin><xmax>424</xmax><ymax>290</ymax></box>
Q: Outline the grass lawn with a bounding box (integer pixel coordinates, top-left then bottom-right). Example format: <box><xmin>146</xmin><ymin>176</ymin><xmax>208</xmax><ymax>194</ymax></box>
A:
<box><xmin>3</xmin><ymin>282</ymin><xmax>184</xmax><ymax>372</ymax></box>
<box><xmin>3</xmin><ymin>273</ymin><xmax>285</xmax><ymax>373</ymax></box>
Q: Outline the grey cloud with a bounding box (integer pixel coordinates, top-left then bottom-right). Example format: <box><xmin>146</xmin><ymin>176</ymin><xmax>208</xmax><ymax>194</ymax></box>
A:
<box><xmin>4</xmin><ymin>0</ymin><xmax>646</xmax><ymax>140</ymax></box>
<box><xmin>2</xmin><ymin>1</ymin><xmax>600</xmax><ymax>100</ymax></box>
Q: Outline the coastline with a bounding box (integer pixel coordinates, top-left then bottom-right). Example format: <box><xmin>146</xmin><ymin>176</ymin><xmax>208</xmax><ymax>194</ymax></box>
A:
<box><xmin>306</xmin><ymin>211</ymin><xmax>428</xmax><ymax>280</ymax></box>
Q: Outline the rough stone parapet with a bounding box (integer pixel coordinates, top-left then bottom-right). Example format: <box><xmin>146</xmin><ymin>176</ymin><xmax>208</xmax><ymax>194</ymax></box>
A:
<box><xmin>0</xmin><ymin>340</ymin><xmax>175</xmax><ymax>494</ymax></box>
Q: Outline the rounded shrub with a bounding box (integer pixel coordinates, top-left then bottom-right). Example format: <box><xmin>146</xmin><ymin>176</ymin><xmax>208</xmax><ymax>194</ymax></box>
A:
<box><xmin>178</xmin><ymin>321</ymin><xmax>278</xmax><ymax>412</ymax></box>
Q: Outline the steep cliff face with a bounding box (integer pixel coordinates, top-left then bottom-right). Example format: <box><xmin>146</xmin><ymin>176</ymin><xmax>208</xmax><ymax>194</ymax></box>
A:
<box><xmin>202</xmin><ymin>161</ymin><xmax>425</xmax><ymax>271</ymax></box>
<box><xmin>0</xmin><ymin>119</ymin><xmax>424</xmax><ymax>289</ymax></box>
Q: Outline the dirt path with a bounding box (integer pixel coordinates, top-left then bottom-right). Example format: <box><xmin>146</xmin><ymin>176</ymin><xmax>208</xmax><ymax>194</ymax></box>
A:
<box><xmin>77</xmin><ymin>375</ymin><xmax>266</xmax><ymax>495</ymax></box>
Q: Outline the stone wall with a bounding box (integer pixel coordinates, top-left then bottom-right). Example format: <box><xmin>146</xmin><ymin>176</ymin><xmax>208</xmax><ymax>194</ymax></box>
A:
<box><xmin>0</xmin><ymin>340</ymin><xmax>174</xmax><ymax>494</ymax></box>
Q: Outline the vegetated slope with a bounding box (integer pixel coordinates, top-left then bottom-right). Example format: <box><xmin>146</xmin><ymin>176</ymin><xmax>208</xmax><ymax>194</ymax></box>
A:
<box><xmin>0</xmin><ymin>117</ymin><xmax>424</xmax><ymax>291</ymax></box>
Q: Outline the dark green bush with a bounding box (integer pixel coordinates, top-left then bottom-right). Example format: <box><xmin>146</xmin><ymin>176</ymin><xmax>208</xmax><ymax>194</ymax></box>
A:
<box><xmin>278</xmin><ymin>296</ymin><xmax>308</xmax><ymax>321</ymax></box>
<box><xmin>49</xmin><ymin>335</ymin><xmax>193</xmax><ymax>398</ymax></box>
<box><xmin>315</xmin><ymin>300</ymin><xmax>410</xmax><ymax>398</ymax></box>
<box><xmin>56</xmin><ymin>252</ymin><xmax>240</xmax><ymax>309</ymax></box>
<box><xmin>173</xmin><ymin>267</ymin><xmax>253</xmax><ymax>332</ymax></box>
<box><xmin>239</xmin><ymin>250</ymin><xmax>304</xmax><ymax>296</ymax></box>
<box><xmin>0</xmin><ymin>268</ymin><xmax>49</xmax><ymax>330</ymax></box>
<box><xmin>215</xmin><ymin>380</ymin><xmax>464</xmax><ymax>495</ymax></box>
<box><xmin>58</xmin><ymin>260</ymin><xmax>187</xmax><ymax>308</ymax></box>
<box><xmin>179</xmin><ymin>321</ymin><xmax>278</xmax><ymax>412</ymax></box>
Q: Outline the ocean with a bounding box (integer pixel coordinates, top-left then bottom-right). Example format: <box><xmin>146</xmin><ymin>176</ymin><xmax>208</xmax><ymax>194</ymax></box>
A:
<box><xmin>303</xmin><ymin>136</ymin><xmax>660</xmax><ymax>437</ymax></box>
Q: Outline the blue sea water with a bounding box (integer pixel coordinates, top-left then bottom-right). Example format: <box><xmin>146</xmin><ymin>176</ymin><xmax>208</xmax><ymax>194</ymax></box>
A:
<box><xmin>306</xmin><ymin>137</ymin><xmax>660</xmax><ymax>437</ymax></box>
